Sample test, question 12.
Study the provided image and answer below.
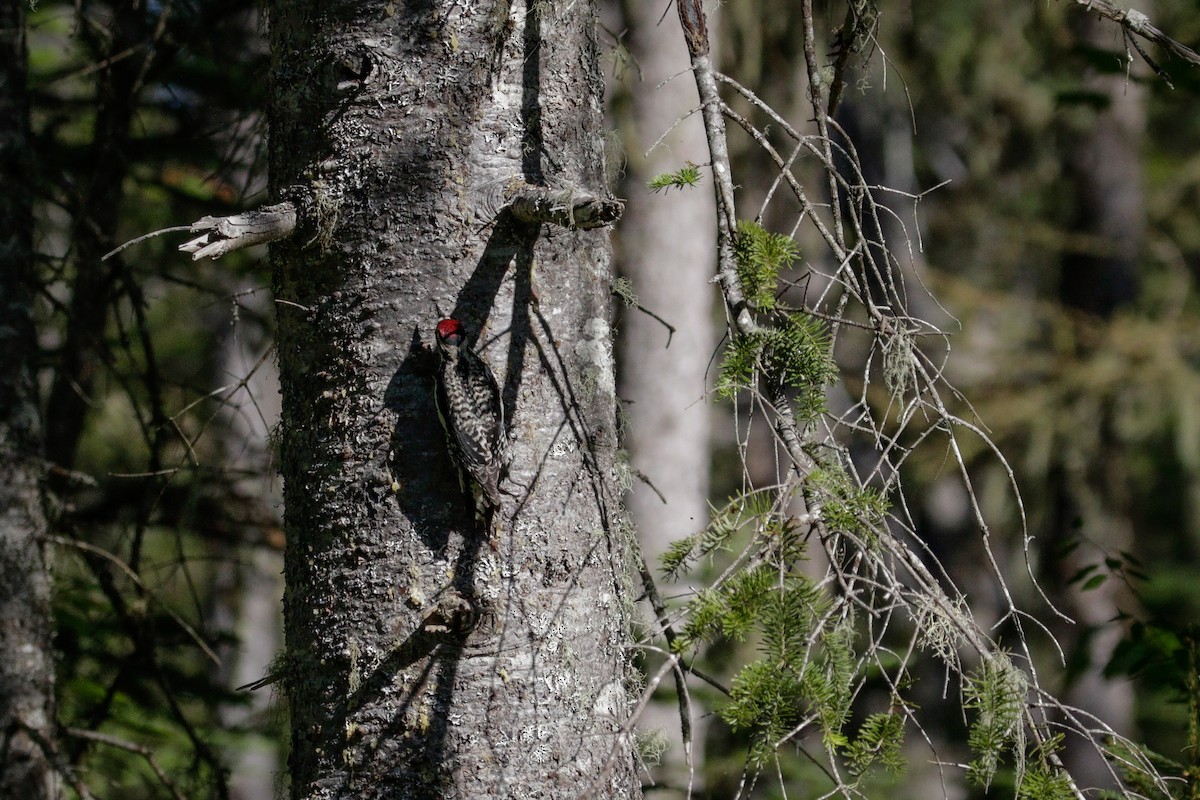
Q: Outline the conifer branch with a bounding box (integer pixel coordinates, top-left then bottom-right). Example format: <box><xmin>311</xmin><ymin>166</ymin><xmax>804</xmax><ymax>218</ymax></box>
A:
<box><xmin>675</xmin><ymin>0</ymin><xmax>825</xmax><ymax>480</ymax></box>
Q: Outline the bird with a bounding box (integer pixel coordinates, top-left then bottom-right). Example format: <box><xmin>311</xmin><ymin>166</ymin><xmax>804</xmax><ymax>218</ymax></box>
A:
<box><xmin>432</xmin><ymin>318</ymin><xmax>506</xmax><ymax>520</ymax></box>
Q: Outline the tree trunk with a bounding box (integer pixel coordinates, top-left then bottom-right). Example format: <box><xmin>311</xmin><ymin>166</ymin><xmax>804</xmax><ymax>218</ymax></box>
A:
<box><xmin>211</xmin><ymin>289</ymin><xmax>284</xmax><ymax>800</ymax></box>
<box><xmin>266</xmin><ymin>1</ymin><xmax>640</xmax><ymax>797</ymax></box>
<box><xmin>0</xmin><ymin>2</ymin><xmax>56</xmax><ymax>797</ymax></box>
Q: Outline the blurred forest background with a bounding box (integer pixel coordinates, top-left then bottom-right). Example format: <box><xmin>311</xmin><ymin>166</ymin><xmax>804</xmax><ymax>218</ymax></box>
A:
<box><xmin>13</xmin><ymin>0</ymin><xmax>1200</xmax><ymax>797</ymax></box>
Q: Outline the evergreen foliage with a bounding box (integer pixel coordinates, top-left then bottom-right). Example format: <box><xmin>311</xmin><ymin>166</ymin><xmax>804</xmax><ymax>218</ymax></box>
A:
<box><xmin>660</xmin><ymin>489</ymin><xmax>777</xmax><ymax>580</ymax></box>
<box><xmin>666</xmin><ymin>485</ymin><xmax>909</xmax><ymax>776</ymax></box>
<box><xmin>845</xmin><ymin>711</ymin><xmax>906</xmax><ymax>776</ymax></box>
<box><xmin>733</xmin><ymin>219</ymin><xmax>800</xmax><ymax>311</ymax></box>
<box><xmin>662</xmin><ymin>0</ymin><xmax>1200</xmax><ymax>792</ymax></box>
<box><xmin>1016</xmin><ymin>765</ymin><xmax>1076</xmax><ymax>800</ymax></box>
<box><xmin>964</xmin><ymin>655</ymin><xmax>1028</xmax><ymax>789</ymax></box>
<box><xmin>647</xmin><ymin>162</ymin><xmax>703</xmax><ymax>192</ymax></box>
<box><xmin>808</xmin><ymin>465</ymin><xmax>889</xmax><ymax>548</ymax></box>
<box><xmin>716</xmin><ymin>313</ymin><xmax>836</xmax><ymax>420</ymax></box>
<box><xmin>706</xmin><ymin>573</ymin><xmax>856</xmax><ymax>767</ymax></box>
<box><xmin>1103</xmin><ymin>739</ymin><xmax>1191</xmax><ymax>799</ymax></box>
<box><xmin>716</xmin><ymin>219</ymin><xmax>832</xmax><ymax>416</ymax></box>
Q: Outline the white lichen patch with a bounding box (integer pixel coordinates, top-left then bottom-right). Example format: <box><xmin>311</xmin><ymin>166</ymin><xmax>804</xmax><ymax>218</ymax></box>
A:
<box><xmin>347</xmin><ymin>639</ymin><xmax>362</xmax><ymax>694</ymax></box>
<box><xmin>591</xmin><ymin>680</ymin><xmax>627</xmax><ymax>723</ymax></box>
<box><xmin>574</xmin><ymin>317</ymin><xmax>615</xmax><ymax>398</ymax></box>
<box><xmin>549</xmin><ymin>436</ymin><xmax>577</xmax><ymax>458</ymax></box>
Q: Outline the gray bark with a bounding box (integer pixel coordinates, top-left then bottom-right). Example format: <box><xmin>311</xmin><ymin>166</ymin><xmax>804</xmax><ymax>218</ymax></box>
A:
<box><xmin>266</xmin><ymin>1</ymin><xmax>640</xmax><ymax>798</ymax></box>
<box><xmin>218</xmin><ymin>546</ymin><xmax>285</xmax><ymax>800</ymax></box>
<box><xmin>0</xmin><ymin>2</ymin><xmax>56</xmax><ymax>797</ymax></box>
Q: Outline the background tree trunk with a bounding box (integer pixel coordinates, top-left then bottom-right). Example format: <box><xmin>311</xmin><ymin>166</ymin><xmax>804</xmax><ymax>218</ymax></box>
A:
<box><xmin>266</xmin><ymin>1</ymin><xmax>641</xmax><ymax>797</ymax></box>
<box><xmin>211</xmin><ymin>287</ymin><xmax>284</xmax><ymax>800</ymax></box>
<box><xmin>613</xmin><ymin>0</ymin><xmax>715</xmax><ymax>569</ymax></box>
<box><xmin>0</xmin><ymin>2</ymin><xmax>56</xmax><ymax>797</ymax></box>
<box><xmin>609</xmin><ymin>1</ymin><xmax>717</xmax><ymax>794</ymax></box>
<box><xmin>1050</xmin><ymin>10</ymin><xmax>1148</xmax><ymax>787</ymax></box>
<box><xmin>1059</xmin><ymin>12</ymin><xmax>1147</xmax><ymax>317</ymax></box>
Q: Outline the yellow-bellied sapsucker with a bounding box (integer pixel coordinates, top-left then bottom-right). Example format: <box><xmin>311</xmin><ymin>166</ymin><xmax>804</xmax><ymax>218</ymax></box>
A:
<box><xmin>433</xmin><ymin>318</ymin><xmax>505</xmax><ymax>515</ymax></box>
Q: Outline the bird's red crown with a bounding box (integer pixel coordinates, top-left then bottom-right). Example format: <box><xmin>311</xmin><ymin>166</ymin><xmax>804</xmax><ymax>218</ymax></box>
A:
<box><xmin>435</xmin><ymin>318</ymin><xmax>465</xmax><ymax>343</ymax></box>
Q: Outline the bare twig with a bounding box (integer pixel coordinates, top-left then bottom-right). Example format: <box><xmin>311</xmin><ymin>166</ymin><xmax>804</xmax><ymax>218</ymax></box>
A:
<box><xmin>1070</xmin><ymin>0</ymin><xmax>1200</xmax><ymax>69</ymax></box>
<box><xmin>65</xmin><ymin>728</ymin><xmax>189</xmax><ymax>800</ymax></box>
<box><xmin>612</xmin><ymin>289</ymin><xmax>678</xmax><ymax>347</ymax></box>
<box><xmin>102</xmin><ymin>226</ymin><xmax>194</xmax><ymax>261</ymax></box>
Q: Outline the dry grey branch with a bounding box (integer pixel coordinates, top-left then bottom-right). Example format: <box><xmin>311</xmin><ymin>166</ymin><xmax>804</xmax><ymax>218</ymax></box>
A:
<box><xmin>179</xmin><ymin>202</ymin><xmax>297</xmax><ymax>260</ymax></box>
<box><xmin>1071</xmin><ymin>0</ymin><xmax>1200</xmax><ymax>67</ymax></box>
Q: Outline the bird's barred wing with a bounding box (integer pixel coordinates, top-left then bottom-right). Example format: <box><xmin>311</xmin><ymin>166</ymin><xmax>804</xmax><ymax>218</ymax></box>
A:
<box><xmin>436</xmin><ymin>354</ymin><xmax>504</xmax><ymax>470</ymax></box>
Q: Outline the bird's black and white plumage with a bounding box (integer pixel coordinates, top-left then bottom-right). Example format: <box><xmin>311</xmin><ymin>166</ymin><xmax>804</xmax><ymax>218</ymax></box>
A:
<box><xmin>433</xmin><ymin>318</ymin><xmax>505</xmax><ymax>510</ymax></box>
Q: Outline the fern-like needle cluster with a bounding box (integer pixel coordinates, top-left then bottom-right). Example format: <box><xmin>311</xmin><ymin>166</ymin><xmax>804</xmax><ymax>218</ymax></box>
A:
<box><xmin>733</xmin><ymin>219</ymin><xmax>799</xmax><ymax>311</ymax></box>
<box><xmin>964</xmin><ymin>654</ymin><xmax>1028</xmax><ymax>788</ymax></box>
<box><xmin>717</xmin><ymin>313</ymin><xmax>837</xmax><ymax>420</ymax></box>
<box><xmin>647</xmin><ymin>162</ymin><xmax>703</xmax><ymax>193</ymax></box>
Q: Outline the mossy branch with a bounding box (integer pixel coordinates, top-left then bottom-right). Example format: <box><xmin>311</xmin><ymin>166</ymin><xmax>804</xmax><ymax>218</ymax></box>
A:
<box><xmin>505</xmin><ymin>183</ymin><xmax>624</xmax><ymax>229</ymax></box>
